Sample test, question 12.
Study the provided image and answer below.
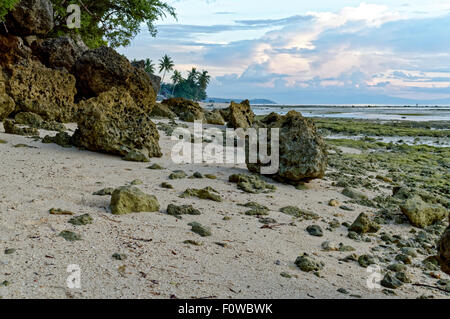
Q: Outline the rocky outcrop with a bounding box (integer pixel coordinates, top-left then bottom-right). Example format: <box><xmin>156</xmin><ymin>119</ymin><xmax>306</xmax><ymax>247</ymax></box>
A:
<box><xmin>4</xmin><ymin>0</ymin><xmax>54</xmax><ymax>36</ymax></box>
<box><xmin>72</xmin><ymin>88</ymin><xmax>162</xmax><ymax>158</ymax></box>
<box><xmin>7</xmin><ymin>59</ymin><xmax>77</xmax><ymax>122</ymax></box>
<box><xmin>246</xmin><ymin>111</ymin><xmax>327</xmax><ymax>183</ymax></box>
<box><xmin>131</xmin><ymin>60</ymin><xmax>161</xmax><ymax>95</ymax></box>
<box><xmin>74</xmin><ymin>47</ymin><xmax>157</xmax><ymax>111</ymax></box>
<box><xmin>205</xmin><ymin>109</ymin><xmax>225</xmax><ymax>125</ymax></box>
<box><xmin>35</xmin><ymin>36</ymin><xmax>88</xmax><ymax>71</ymax></box>
<box><xmin>439</xmin><ymin>218</ymin><xmax>450</xmax><ymax>274</ymax></box>
<box><xmin>0</xmin><ymin>34</ymin><xmax>32</xmax><ymax>67</ymax></box>
<box><xmin>400</xmin><ymin>195</ymin><xmax>448</xmax><ymax>228</ymax></box>
<box><xmin>228</xmin><ymin>100</ymin><xmax>254</xmax><ymax>129</ymax></box>
<box><xmin>162</xmin><ymin>97</ymin><xmax>205</xmax><ymax>122</ymax></box>
<box><xmin>0</xmin><ymin>68</ymin><xmax>15</xmax><ymax>120</ymax></box>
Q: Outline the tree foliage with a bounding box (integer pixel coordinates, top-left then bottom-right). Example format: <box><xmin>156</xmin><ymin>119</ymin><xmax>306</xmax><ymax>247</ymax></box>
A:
<box><xmin>0</xmin><ymin>0</ymin><xmax>19</xmax><ymax>22</ymax></box>
<box><xmin>50</xmin><ymin>0</ymin><xmax>176</xmax><ymax>48</ymax></box>
<box><xmin>161</xmin><ymin>68</ymin><xmax>210</xmax><ymax>101</ymax></box>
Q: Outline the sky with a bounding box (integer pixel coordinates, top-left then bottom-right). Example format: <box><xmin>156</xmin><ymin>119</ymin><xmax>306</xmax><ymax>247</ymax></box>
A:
<box><xmin>117</xmin><ymin>1</ymin><xmax>450</xmax><ymax>104</ymax></box>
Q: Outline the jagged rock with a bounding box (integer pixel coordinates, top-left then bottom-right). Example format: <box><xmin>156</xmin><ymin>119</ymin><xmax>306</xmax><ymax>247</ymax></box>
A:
<box><xmin>110</xmin><ymin>186</ymin><xmax>159</xmax><ymax>215</ymax></box>
<box><xmin>4</xmin><ymin>0</ymin><xmax>54</xmax><ymax>36</ymax></box>
<box><xmin>150</xmin><ymin>103</ymin><xmax>176</xmax><ymax>119</ymax></box>
<box><xmin>0</xmin><ymin>68</ymin><xmax>14</xmax><ymax>119</ymax></box>
<box><xmin>7</xmin><ymin>59</ymin><xmax>77</xmax><ymax>122</ymax></box>
<box><xmin>0</xmin><ymin>35</ymin><xmax>32</xmax><ymax>67</ymax></box>
<box><xmin>228</xmin><ymin>173</ymin><xmax>276</xmax><ymax>194</ymax></box>
<box><xmin>3</xmin><ymin>119</ymin><xmax>38</xmax><ymax>136</ymax></box>
<box><xmin>205</xmin><ymin>109</ymin><xmax>225</xmax><ymax>125</ymax></box>
<box><xmin>246</xmin><ymin>111</ymin><xmax>327</xmax><ymax>183</ymax></box>
<box><xmin>400</xmin><ymin>195</ymin><xmax>448</xmax><ymax>228</ymax></box>
<box><xmin>439</xmin><ymin>218</ymin><xmax>450</xmax><ymax>275</ymax></box>
<box><xmin>162</xmin><ymin>98</ymin><xmax>205</xmax><ymax>122</ymax></box>
<box><xmin>348</xmin><ymin>213</ymin><xmax>380</xmax><ymax>234</ymax></box>
<box><xmin>219</xmin><ymin>108</ymin><xmax>231</xmax><ymax>123</ymax></box>
<box><xmin>130</xmin><ymin>60</ymin><xmax>161</xmax><ymax>95</ymax></box>
<box><xmin>227</xmin><ymin>100</ymin><xmax>254</xmax><ymax>129</ymax></box>
<box><xmin>74</xmin><ymin>46</ymin><xmax>157</xmax><ymax>111</ymax></box>
<box><xmin>15</xmin><ymin>112</ymin><xmax>65</xmax><ymax>131</ymax></box>
<box><xmin>72</xmin><ymin>88</ymin><xmax>162</xmax><ymax>158</ymax></box>
<box><xmin>35</xmin><ymin>36</ymin><xmax>88</xmax><ymax>71</ymax></box>
<box><xmin>295</xmin><ymin>253</ymin><xmax>324</xmax><ymax>272</ymax></box>
<box><xmin>189</xmin><ymin>222</ymin><xmax>212</xmax><ymax>237</ymax></box>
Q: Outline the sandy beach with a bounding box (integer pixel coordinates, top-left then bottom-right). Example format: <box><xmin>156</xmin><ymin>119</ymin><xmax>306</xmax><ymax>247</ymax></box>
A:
<box><xmin>0</xmin><ymin>120</ymin><xmax>448</xmax><ymax>299</ymax></box>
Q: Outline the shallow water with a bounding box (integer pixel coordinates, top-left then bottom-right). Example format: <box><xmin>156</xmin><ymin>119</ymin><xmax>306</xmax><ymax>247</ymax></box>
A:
<box><xmin>252</xmin><ymin>105</ymin><xmax>450</xmax><ymax>122</ymax></box>
<box><xmin>325</xmin><ymin>134</ymin><xmax>450</xmax><ymax>148</ymax></box>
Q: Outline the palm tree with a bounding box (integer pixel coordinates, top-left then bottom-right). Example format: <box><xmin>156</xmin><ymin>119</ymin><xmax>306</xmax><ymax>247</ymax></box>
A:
<box><xmin>171</xmin><ymin>70</ymin><xmax>183</xmax><ymax>96</ymax></box>
<box><xmin>158</xmin><ymin>54</ymin><xmax>174</xmax><ymax>84</ymax></box>
<box><xmin>187</xmin><ymin>67</ymin><xmax>199</xmax><ymax>83</ymax></box>
<box><xmin>144</xmin><ymin>58</ymin><xmax>155</xmax><ymax>74</ymax></box>
<box><xmin>198</xmin><ymin>70</ymin><xmax>211</xmax><ymax>91</ymax></box>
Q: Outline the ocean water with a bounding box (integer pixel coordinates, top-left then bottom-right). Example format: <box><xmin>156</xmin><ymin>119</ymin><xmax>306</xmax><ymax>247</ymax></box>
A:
<box><xmin>252</xmin><ymin>105</ymin><xmax>450</xmax><ymax>122</ymax></box>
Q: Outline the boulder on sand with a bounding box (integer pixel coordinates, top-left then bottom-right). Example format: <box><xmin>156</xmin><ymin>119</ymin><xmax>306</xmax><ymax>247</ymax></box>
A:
<box><xmin>110</xmin><ymin>186</ymin><xmax>160</xmax><ymax>215</ymax></box>
<box><xmin>227</xmin><ymin>100</ymin><xmax>254</xmax><ymax>129</ymax></box>
<box><xmin>162</xmin><ymin>97</ymin><xmax>205</xmax><ymax>122</ymax></box>
<box><xmin>7</xmin><ymin>59</ymin><xmax>77</xmax><ymax>122</ymax></box>
<box><xmin>438</xmin><ymin>217</ymin><xmax>450</xmax><ymax>275</ymax></box>
<box><xmin>246</xmin><ymin>111</ymin><xmax>327</xmax><ymax>183</ymax></box>
<box><xmin>400</xmin><ymin>195</ymin><xmax>448</xmax><ymax>228</ymax></box>
<box><xmin>72</xmin><ymin>87</ymin><xmax>162</xmax><ymax>158</ymax></box>
<box><xmin>4</xmin><ymin>0</ymin><xmax>54</xmax><ymax>36</ymax></box>
<box><xmin>74</xmin><ymin>46</ymin><xmax>157</xmax><ymax>111</ymax></box>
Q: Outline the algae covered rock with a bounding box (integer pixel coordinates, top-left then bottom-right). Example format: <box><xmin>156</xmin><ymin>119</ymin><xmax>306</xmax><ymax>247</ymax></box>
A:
<box><xmin>42</xmin><ymin>132</ymin><xmax>72</xmax><ymax>148</ymax></box>
<box><xmin>7</xmin><ymin>59</ymin><xmax>77</xmax><ymax>122</ymax></box>
<box><xmin>169</xmin><ymin>170</ymin><xmax>187</xmax><ymax>179</ymax></box>
<box><xmin>306</xmin><ymin>225</ymin><xmax>323</xmax><ymax>237</ymax></box>
<box><xmin>59</xmin><ymin>230</ymin><xmax>81</xmax><ymax>242</ymax></box>
<box><xmin>72</xmin><ymin>88</ymin><xmax>162</xmax><ymax>158</ymax></box>
<box><xmin>246</xmin><ymin>111</ymin><xmax>327</xmax><ymax>183</ymax></box>
<box><xmin>110</xmin><ymin>186</ymin><xmax>159</xmax><ymax>215</ymax></box>
<box><xmin>342</xmin><ymin>187</ymin><xmax>368</xmax><ymax>200</ymax></box>
<box><xmin>348</xmin><ymin>213</ymin><xmax>380</xmax><ymax>234</ymax></box>
<box><xmin>228</xmin><ymin>173</ymin><xmax>276</xmax><ymax>194</ymax></box>
<box><xmin>15</xmin><ymin>112</ymin><xmax>66</xmax><ymax>132</ymax></box>
<box><xmin>68</xmin><ymin>214</ymin><xmax>93</xmax><ymax>226</ymax></box>
<box><xmin>167</xmin><ymin>204</ymin><xmax>201</xmax><ymax>218</ymax></box>
<box><xmin>180</xmin><ymin>187</ymin><xmax>222</xmax><ymax>202</ymax></box>
<box><xmin>295</xmin><ymin>253</ymin><xmax>324</xmax><ymax>272</ymax></box>
<box><xmin>123</xmin><ymin>150</ymin><xmax>150</xmax><ymax>162</ymax></box>
<box><xmin>400</xmin><ymin>195</ymin><xmax>448</xmax><ymax>228</ymax></box>
<box><xmin>205</xmin><ymin>109</ymin><xmax>225</xmax><ymax>125</ymax></box>
<box><xmin>3</xmin><ymin>119</ymin><xmax>39</xmax><ymax>136</ymax></box>
<box><xmin>227</xmin><ymin>100</ymin><xmax>254</xmax><ymax>129</ymax></box>
<box><xmin>150</xmin><ymin>103</ymin><xmax>176</xmax><ymax>119</ymax></box>
<box><xmin>162</xmin><ymin>97</ymin><xmax>205</xmax><ymax>122</ymax></box>
<box><xmin>189</xmin><ymin>222</ymin><xmax>212</xmax><ymax>237</ymax></box>
<box><xmin>279</xmin><ymin>206</ymin><xmax>319</xmax><ymax>220</ymax></box>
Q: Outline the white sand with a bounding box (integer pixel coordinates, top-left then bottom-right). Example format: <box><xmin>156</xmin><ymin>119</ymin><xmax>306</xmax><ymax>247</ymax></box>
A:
<box><xmin>0</xmin><ymin>121</ymin><xmax>448</xmax><ymax>299</ymax></box>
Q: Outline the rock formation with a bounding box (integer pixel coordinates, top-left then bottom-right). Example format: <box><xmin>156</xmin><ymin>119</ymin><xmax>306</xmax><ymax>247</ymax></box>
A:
<box><xmin>162</xmin><ymin>97</ymin><xmax>205</xmax><ymax>122</ymax></box>
<box><xmin>246</xmin><ymin>111</ymin><xmax>327</xmax><ymax>183</ymax></box>
<box><xmin>227</xmin><ymin>100</ymin><xmax>255</xmax><ymax>129</ymax></box>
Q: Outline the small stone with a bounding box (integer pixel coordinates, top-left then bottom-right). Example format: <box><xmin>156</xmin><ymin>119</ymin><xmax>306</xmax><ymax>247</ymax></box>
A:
<box><xmin>4</xmin><ymin>248</ymin><xmax>16</xmax><ymax>255</ymax></box>
<box><xmin>348</xmin><ymin>213</ymin><xmax>380</xmax><ymax>234</ymax></box>
<box><xmin>59</xmin><ymin>230</ymin><xmax>81</xmax><ymax>242</ymax></box>
<box><xmin>400</xmin><ymin>247</ymin><xmax>417</xmax><ymax>258</ymax></box>
<box><xmin>110</xmin><ymin>186</ymin><xmax>159</xmax><ymax>215</ymax></box>
<box><xmin>130</xmin><ymin>179</ymin><xmax>143</xmax><ymax>185</ymax></box>
<box><xmin>189</xmin><ymin>222</ymin><xmax>212</xmax><ymax>237</ymax></box>
<box><xmin>395</xmin><ymin>271</ymin><xmax>412</xmax><ymax>283</ymax></box>
<box><xmin>167</xmin><ymin>204</ymin><xmax>201</xmax><ymax>218</ymax></box>
<box><xmin>328</xmin><ymin>199</ymin><xmax>339</xmax><ymax>207</ymax></box>
<box><xmin>358</xmin><ymin>255</ymin><xmax>376</xmax><ymax>268</ymax></box>
<box><xmin>342</xmin><ymin>187</ymin><xmax>368</xmax><ymax>200</ymax></box>
<box><xmin>280</xmin><ymin>272</ymin><xmax>292</xmax><ymax>278</ymax></box>
<box><xmin>204</xmin><ymin>174</ymin><xmax>217</xmax><ymax>179</ymax></box>
<box><xmin>192</xmin><ymin>172</ymin><xmax>203</xmax><ymax>178</ymax></box>
<box><xmin>387</xmin><ymin>263</ymin><xmax>407</xmax><ymax>272</ymax></box>
<box><xmin>93</xmin><ymin>188</ymin><xmax>114</xmax><ymax>196</ymax></box>
<box><xmin>180</xmin><ymin>187</ymin><xmax>222</xmax><ymax>202</ymax></box>
<box><xmin>68</xmin><ymin>214</ymin><xmax>93</xmax><ymax>226</ymax></box>
<box><xmin>294</xmin><ymin>253</ymin><xmax>324</xmax><ymax>272</ymax></box>
<box><xmin>183</xmin><ymin>240</ymin><xmax>202</xmax><ymax>246</ymax></box>
<box><xmin>321</xmin><ymin>241</ymin><xmax>339</xmax><ymax>251</ymax></box>
<box><xmin>306</xmin><ymin>225</ymin><xmax>323</xmax><ymax>237</ymax></box>
<box><xmin>147</xmin><ymin>163</ymin><xmax>164</xmax><ymax>170</ymax></box>
<box><xmin>395</xmin><ymin>254</ymin><xmax>412</xmax><ymax>265</ymax></box>
<box><xmin>161</xmin><ymin>182</ymin><xmax>173</xmax><ymax>189</ymax></box>
<box><xmin>259</xmin><ymin>217</ymin><xmax>277</xmax><ymax>224</ymax></box>
<box><xmin>381</xmin><ymin>273</ymin><xmax>403</xmax><ymax>289</ymax></box>
<box><xmin>337</xmin><ymin>288</ymin><xmax>349</xmax><ymax>295</ymax></box>
<box><xmin>222</xmin><ymin>216</ymin><xmax>232</xmax><ymax>221</ymax></box>
<box><xmin>169</xmin><ymin>170</ymin><xmax>187</xmax><ymax>179</ymax></box>
<box><xmin>347</xmin><ymin>231</ymin><xmax>360</xmax><ymax>240</ymax></box>
<box><xmin>112</xmin><ymin>253</ymin><xmax>127</xmax><ymax>261</ymax></box>
<box><xmin>123</xmin><ymin>150</ymin><xmax>150</xmax><ymax>162</ymax></box>
<box><xmin>280</xmin><ymin>206</ymin><xmax>318</xmax><ymax>220</ymax></box>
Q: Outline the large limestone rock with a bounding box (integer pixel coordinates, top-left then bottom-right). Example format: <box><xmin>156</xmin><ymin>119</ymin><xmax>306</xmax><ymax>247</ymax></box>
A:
<box><xmin>74</xmin><ymin>47</ymin><xmax>157</xmax><ymax>111</ymax></box>
<box><xmin>150</xmin><ymin>103</ymin><xmax>176</xmax><ymax>119</ymax></box>
<box><xmin>0</xmin><ymin>68</ymin><xmax>15</xmax><ymax>120</ymax></box>
<box><xmin>439</xmin><ymin>218</ymin><xmax>450</xmax><ymax>275</ymax></box>
<box><xmin>72</xmin><ymin>88</ymin><xmax>162</xmax><ymax>158</ymax></box>
<box><xmin>7</xmin><ymin>59</ymin><xmax>77</xmax><ymax>122</ymax></box>
<box><xmin>162</xmin><ymin>97</ymin><xmax>205</xmax><ymax>122</ymax></box>
<box><xmin>130</xmin><ymin>60</ymin><xmax>161</xmax><ymax>95</ymax></box>
<box><xmin>35</xmin><ymin>36</ymin><xmax>88</xmax><ymax>71</ymax></box>
<box><xmin>4</xmin><ymin>0</ymin><xmax>54</xmax><ymax>36</ymax></box>
<box><xmin>228</xmin><ymin>100</ymin><xmax>255</xmax><ymax>129</ymax></box>
<box><xmin>400</xmin><ymin>195</ymin><xmax>448</xmax><ymax>228</ymax></box>
<box><xmin>205</xmin><ymin>109</ymin><xmax>225</xmax><ymax>125</ymax></box>
<box><xmin>110</xmin><ymin>186</ymin><xmax>160</xmax><ymax>215</ymax></box>
<box><xmin>246</xmin><ymin>111</ymin><xmax>327</xmax><ymax>183</ymax></box>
